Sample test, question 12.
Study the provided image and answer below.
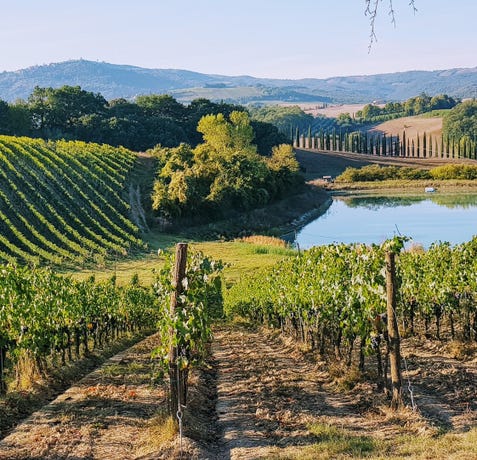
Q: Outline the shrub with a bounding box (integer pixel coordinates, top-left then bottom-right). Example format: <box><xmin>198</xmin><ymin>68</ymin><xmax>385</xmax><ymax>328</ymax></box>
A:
<box><xmin>336</xmin><ymin>165</ymin><xmax>431</xmax><ymax>182</ymax></box>
<box><xmin>430</xmin><ymin>164</ymin><xmax>477</xmax><ymax>180</ymax></box>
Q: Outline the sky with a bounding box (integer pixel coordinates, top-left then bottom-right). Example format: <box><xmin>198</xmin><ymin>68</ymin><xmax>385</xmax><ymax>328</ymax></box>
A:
<box><xmin>1</xmin><ymin>0</ymin><xmax>476</xmax><ymax>79</ymax></box>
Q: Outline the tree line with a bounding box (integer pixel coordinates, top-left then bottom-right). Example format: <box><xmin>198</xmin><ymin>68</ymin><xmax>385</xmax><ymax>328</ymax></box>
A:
<box><xmin>336</xmin><ymin>93</ymin><xmax>459</xmax><ymax>129</ymax></box>
<box><xmin>295</xmin><ymin>128</ymin><xmax>477</xmax><ymax>160</ymax></box>
<box><xmin>0</xmin><ymin>86</ymin><xmax>287</xmax><ymax>154</ymax></box>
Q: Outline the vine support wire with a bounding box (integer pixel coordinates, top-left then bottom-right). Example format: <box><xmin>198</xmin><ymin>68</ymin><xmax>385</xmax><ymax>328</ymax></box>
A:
<box><xmin>176</xmin><ymin>362</ymin><xmax>183</xmax><ymax>457</ymax></box>
<box><xmin>397</xmin><ymin>307</ymin><xmax>417</xmax><ymax>411</ymax></box>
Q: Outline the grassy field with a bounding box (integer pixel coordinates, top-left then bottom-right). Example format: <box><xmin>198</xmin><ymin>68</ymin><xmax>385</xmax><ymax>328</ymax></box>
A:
<box><xmin>67</xmin><ymin>235</ymin><xmax>296</xmax><ymax>287</ymax></box>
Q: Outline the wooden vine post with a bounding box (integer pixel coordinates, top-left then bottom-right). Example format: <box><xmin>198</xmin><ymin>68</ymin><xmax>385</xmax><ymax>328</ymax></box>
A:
<box><xmin>169</xmin><ymin>242</ymin><xmax>188</xmax><ymax>417</ymax></box>
<box><xmin>385</xmin><ymin>251</ymin><xmax>403</xmax><ymax>409</ymax></box>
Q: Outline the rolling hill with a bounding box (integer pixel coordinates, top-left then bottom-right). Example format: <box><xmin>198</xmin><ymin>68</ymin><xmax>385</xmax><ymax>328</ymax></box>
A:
<box><xmin>1</xmin><ymin>60</ymin><xmax>476</xmax><ymax>104</ymax></box>
<box><xmin>0</xmin><ymin>136</ymin><xmax>145</xmax><ymax>267</ymax></box>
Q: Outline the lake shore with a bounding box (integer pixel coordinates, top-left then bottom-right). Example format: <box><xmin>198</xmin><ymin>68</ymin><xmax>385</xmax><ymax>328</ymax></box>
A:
<box><xmin>323</xmin><ymin>179</ymin><xmax>477</xmax><ymax>194</ymax></box>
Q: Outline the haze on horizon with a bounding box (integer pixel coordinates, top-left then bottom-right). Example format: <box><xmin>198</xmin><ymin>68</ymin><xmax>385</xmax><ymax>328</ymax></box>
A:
<box><xmin>1</xmin><ymin>0</ymin><xmax>476</xmax><ymax>80</ymax></box>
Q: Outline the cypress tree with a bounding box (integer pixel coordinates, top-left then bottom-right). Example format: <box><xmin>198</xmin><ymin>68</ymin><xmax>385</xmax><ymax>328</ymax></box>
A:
<box><xmin>422</xmin><ymin>132</ymin><xmax>427</xmax><ymax>158</ymax></box>
<box><xmin>416</xmin><ymin>135</ymin><xmax>420</xmax><ymax>158</ymax></box>
<box><xmin>401</xmin><ymin>131</ymin><xmax>406</xmax><ymax>157</ymax></box>
<box><xmin>411</xmin><ymin>139</ymin><xmax>415</xmax><ymax>157</ymax></box>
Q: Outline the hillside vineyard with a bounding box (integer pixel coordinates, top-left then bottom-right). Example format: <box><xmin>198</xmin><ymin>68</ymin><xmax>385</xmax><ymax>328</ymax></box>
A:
<box><xmin>0</xmin><ymin>136</ymin><xmax>144</xmax><ymax>266</ymax></box>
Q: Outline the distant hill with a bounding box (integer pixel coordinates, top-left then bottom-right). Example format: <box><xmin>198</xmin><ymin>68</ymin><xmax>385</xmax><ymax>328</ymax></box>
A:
<box><xmin>1</xmin><ymin>59</ymin><xmax>477</xmax><ymax>104</ymax></box>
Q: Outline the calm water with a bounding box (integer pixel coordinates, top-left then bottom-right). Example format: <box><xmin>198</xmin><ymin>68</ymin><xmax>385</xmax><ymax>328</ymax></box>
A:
<box><xmin>295</xmin><ymin>193</ymin><xmax>477</xmax><ymax>249</ymax></box>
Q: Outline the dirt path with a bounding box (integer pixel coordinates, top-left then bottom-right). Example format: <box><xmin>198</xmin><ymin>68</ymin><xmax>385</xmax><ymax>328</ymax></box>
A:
<box><xmin>0</xmin><ymin>334</ymin><xmax>166</xmax><ymax>460</ymax></box>
<box><xmin>0</xmin><ymin>326</ymin><xmax>475</xmax><ymax>459</ymax></box>
<box><xmin>213</xmin><ymin>326</ymin><xmax>370</xmax><ymax>459</ymax></box>
<box><xmin>212</xmin><ymin>325</ymin><xmax>477</xmax><ymax>459</ymax></box>
<box><xmin>401</xmin><ymin>339</ymin><xmax>477</xmax><ymax>432</ymax></box>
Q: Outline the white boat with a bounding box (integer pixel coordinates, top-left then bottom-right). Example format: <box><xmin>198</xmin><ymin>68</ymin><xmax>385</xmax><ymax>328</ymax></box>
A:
<box><xmin>425</xmin><ymin>187</ymin><xmax>436</xmax><ymax>193</ymax></box>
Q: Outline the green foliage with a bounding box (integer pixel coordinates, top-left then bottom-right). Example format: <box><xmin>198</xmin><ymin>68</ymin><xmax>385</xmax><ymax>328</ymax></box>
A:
<box><xmin>1</xmin><ymin>86</ymin><xmax>286</xmax><ymax>153</ymax></box>
<box><xmin>266</xmin><ymin>144</ymin><xmax>302</xmax><ymax>196</ymax></box>
<box><xmin>152</xmin><ymin>250</ymin><xmax>223</xmax><ymax>373</ymax></box>
<box><xmin>430</xmin><ymin>164</ymin><xmax>477</xmax><ymax>180</ymax></box>
<box><xmin>249</xmin><ymin>105</ymin><xmax>314</xmax><ymax>136</ymax></box>
<box><xmin>225</xmin><ymin>237</ymin><xmax>477</xmax><ymax>363</ymax></box>
<box><xmin>335</xmin><ymin>164</ymin><xmax>431</xmax><ymax>182</ymax></box>
<box><xmin>443</xmin><ymin>100</ymin><xmax>477</xmax><ymax>139</ymax></box>
<box><xmin>151</xmin><ymin>112</ymin><xmax>303</xmax><ymax>221</ymax></box>
<box><xmin>0</xmin><ymin>135</ymin><xmax>143</xmax><ymax>266</ymax></box>
<box><xmin>0</xmin><ymin>264</ymin><xmax>159</xmax><ymax>389</ymax></box>
<box><xmin>353</xmin><ymin>94</ymin><xmax>458</xmax><ymax>125</ymax></box>
<box><xmin>225</xmin><ymin>243</ymin><xmax>387</xmax><ymax>350</ymax></box>
<box><xmin>336</xmin><ymin>163</ymin><xmax>477</xmax><ymax>183</ymax></box>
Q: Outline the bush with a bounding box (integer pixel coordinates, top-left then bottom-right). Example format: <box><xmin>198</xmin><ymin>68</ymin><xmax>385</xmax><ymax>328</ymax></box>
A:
<box><xmin>430</xmin><ymin>164</ymin><xmax>477</xmax><ymax>180</ymax></box>
<box><xmin>335</xmin><ymin>163</ymin><xmax>477</xmax><ymax>182</ymax></box>
<box><xmin>335</xmin><ymin>165</ymin><xmax>431</xmax><ymax>182</ymax></box>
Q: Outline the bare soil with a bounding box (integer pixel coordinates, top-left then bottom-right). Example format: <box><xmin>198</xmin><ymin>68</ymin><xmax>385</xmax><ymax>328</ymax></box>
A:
<box><xmin>296</xmin><ymin>103</ymin><xmax>381</xmax><ymax>119</ymax></box>
<box><xmin>0</xmin><ymin>326</ymin><xmax>475</xmax><ymax>459</ymax></box>
<box><xmin>294</xmin><ymin>148</ymin><xmax>469</xmax><ymax>181</ymax></box>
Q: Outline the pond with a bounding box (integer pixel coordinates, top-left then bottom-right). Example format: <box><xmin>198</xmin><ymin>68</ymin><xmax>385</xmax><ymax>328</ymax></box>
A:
<box><xmin>294</xmin><ymin>193</ymin><xmax>477</xmax><ymax>249</ymax></box>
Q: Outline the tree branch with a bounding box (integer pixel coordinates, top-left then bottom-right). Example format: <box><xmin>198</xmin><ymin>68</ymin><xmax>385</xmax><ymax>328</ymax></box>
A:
<box><xmin>366</xmin><ymin>0</ymin><xmax>418</xmax><ymax>52</ymax></box>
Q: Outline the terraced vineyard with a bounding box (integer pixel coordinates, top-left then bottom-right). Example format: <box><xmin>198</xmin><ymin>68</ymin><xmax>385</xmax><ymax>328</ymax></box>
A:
<box><xmin>0</xmin><ymin>136</ymin><xmax>144</xmax><ymax>267</ymax></box>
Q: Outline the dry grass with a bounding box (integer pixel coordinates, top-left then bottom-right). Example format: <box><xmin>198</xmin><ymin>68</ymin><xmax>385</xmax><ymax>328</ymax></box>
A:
<box><xmin>236</xmin><ymin>235</ymin><xmax>289</xmax><ymax>247</ymax></box>
<box><xmin>136</xmin><ymin>411</ymin><xmax>178</xmax><ymax>456</ymax></box>
<box><xmin>446</xmin><ymin>340</ymin><xmax>477</xmax><ymax>360</ymax></box>
<box><xmin>267</xmin><ymin>423</ymin><xmax>477</xmax><ymax>459</ymax></box>
<box><xmin>369</xmin><ymin>115</ymin><xmax>443</xmax><ymax>142</ymax></box>
<box><xmin>13</xmin><ymin>351</ymin><xmax>43</xmax><ymax>391</ymax></box>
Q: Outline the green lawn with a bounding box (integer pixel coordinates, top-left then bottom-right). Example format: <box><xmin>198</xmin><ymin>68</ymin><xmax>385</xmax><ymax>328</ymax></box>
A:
<box><xmin>66</xmin><ymin>231</ymin><xmax>295</xmax><ymax>287</ymax></box>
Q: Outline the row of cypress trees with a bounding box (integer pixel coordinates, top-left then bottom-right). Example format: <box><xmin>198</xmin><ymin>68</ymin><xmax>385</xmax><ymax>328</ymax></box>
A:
<box><xmin>294</xmin><ymin>128</ymin><xmax>477</xmax><ymax>160</ymax></box>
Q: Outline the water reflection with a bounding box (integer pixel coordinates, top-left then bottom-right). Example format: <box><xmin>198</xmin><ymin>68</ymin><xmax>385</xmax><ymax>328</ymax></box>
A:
<box><xmin>341</xmin><ymin>194</ymin><xmax>477</xmax><ymax>210</ymax></box>
<box><xmin>295</xmin><ymin>193</ymin><xmax>477</xmax><ymax>249</ymax></box>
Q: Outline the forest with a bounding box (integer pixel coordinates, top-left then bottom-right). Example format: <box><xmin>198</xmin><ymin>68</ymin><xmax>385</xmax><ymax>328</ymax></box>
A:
<box><xmin>0</xmin><ymin>85</ymin><xmax>287</xmax><ymax>153</ymax></box>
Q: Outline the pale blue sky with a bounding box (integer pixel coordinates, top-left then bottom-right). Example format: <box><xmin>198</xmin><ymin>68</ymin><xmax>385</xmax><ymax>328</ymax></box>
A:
<box><xmin>1</xmin><ymin>1</ymin><xmax>476</xmax><ymax>79</ymax></box>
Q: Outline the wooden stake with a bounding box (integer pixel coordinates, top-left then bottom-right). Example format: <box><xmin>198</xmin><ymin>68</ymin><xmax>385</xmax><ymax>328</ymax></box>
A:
<box><xmin>385</xmin><ymin>251</ymin><xmax>403</xmax><ymax>409</ymax></box>
<box><xmin>169</xmin><ymin>242</ymin><xmax>188</xmax><ymax>417</ymax></box>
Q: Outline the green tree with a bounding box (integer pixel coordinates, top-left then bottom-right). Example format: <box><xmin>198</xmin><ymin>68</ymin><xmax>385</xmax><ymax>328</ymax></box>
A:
<box><xmin>443</xmin><ymin>100</ymin><xmax>477</xmax><ymax>140</ymax></box>
<box><xmin>151</xmin><ymin>111</ymin><xmax>299</xmax><ymax>222</ymax></box>
<box><xmin>0</xmin><ymin>100</ymin><xmax>10</xmax><ymax>134</ymax></box>
<box><xmin>27</xmin><ymin>85</ymin><xmax>106</xmax><ymax>138</ymax></box>
<box><xmin>266</xmin><ymin>144</ymin><xmax>303</xmax><ymax>198</ymax></box>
